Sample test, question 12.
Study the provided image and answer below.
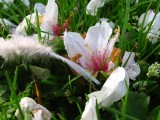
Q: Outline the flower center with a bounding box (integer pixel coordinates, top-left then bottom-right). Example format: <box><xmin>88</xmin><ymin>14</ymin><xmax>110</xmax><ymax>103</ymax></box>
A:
<box><xmin>87</xmin><ymin>50</ymin><xmax>109</xmax><ymax>73</ymax></box>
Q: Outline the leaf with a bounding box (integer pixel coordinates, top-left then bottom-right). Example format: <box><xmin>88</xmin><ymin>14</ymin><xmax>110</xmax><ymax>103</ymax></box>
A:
<box><xmin>0</xmin><ymin>85</ymin><xmax>7</xmax><ymax>104</ymax></box>
<box><xmin>149</xmin><ymin>106</ymin><xmax>160</xmax><ymax>120</ymax></box>
<box><xmin>29</xmin><ymin>65</ymin><xmax>50</xmax><ymax>80</ymax></box>
<box><xmin>125</xmin><ymin>91</ymin><xmax>150</xmax><ymax>120</ymax></box>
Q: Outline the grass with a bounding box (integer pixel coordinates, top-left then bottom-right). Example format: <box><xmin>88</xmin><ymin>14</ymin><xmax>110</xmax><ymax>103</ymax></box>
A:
<box><xmin>0</xmin><ymin>0</ymin><xmax>160</xmax><ymax>120</ymax></box>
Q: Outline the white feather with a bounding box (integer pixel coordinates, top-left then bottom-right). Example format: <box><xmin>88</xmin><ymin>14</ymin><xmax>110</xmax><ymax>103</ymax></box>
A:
<box><xmin>0</xmin><ymin>35</ymin><xmax>100</xmax><ymax>84</ymax></box>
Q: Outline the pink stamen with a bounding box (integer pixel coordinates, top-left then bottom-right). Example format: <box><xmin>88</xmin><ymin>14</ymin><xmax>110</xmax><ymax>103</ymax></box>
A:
<box><xmin>85</xmin><ymin>50</ymin><xmax>109</xmax><ymax>73</ymax></box>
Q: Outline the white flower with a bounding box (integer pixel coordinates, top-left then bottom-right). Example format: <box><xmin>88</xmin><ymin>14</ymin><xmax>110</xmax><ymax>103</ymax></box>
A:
<box><xmin>81</xmin><ymin>67</ymin><xmax>129</xmax><ymax>120</ymax></box>
<box><xmin>139</xmin><ymin>10</ymin><xmax>160</xmax><ymax>43</ymax></box>
<box><xmin>15</xmin><ymin>13</ymin><xmax>37</xmax><ymax>36</ymax></box>
<box><xmin>64</xmin><ymin>21</ymin><xmax>119</xmax><ymax>75</ymax></box>
<box><xmin>0</xmin><ymin>18</ymin><xmax>17</xmax><ymax>33</ymax></box>
<box><xmin>0</xmin><ymin>35</ymin><xmax>99</xmax><ymax>84</ymax></box>
<box><xmin>86</xmin><ymin>0</ymin><xmax>108</xmax><ymax>16</ymax></box>
<box><xmin>15</xmin><ymin>97</ymin><xmax>51</xmax><ymax>120</ymax></box>
<box><xmin>15</xmin><ymin>0</ymin><xmax>58</xmax><ymax>40</ymax></box>
<box><xmin>122</xmin><ymin>51</ymin><xmax>140</xmax><ymax>80</ymax></box>
<box><xmin>40</xmin><ymin>0</ymin><xmax>58</xmax><ymax>39</ymax></box>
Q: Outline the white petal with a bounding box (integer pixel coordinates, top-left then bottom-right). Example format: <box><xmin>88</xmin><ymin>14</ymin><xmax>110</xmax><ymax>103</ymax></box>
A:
<box><xmin>85</xmin><ymin>21</ymin><xmax>112</xmax><ymax>51</ymax></box>
<box><xmin>0</xmin><ymin>18</ymin><xmax>17</xmax><ymax>33</ymax></box>
<box><xmin>89</xmin><ymin>67</ymin><xmax>129</xmax><ymax>107</ymax></box>
<box><xmin>138</xmin><ymin>10</ymin><xmax>155</xmax><ymax>27</ymax></box>
<box><xmin>15</xmin><ymin>97</ymin><xmax>51</xmax><ymax>120</ymax></box>
<box><xmin>148</xmin><ymin>12</ymin><xmax>160</xmax><ymax>43</ymax></box>
<box><xmin>15</xmin><ymin>13</ymin><xmax>37</xmax><ymax>35</ymax></box>
<box><xmin>108</xmin><ymin>61</ymin><xmax>115</xmax><ymax>71</ymax></box>
<box><xmin>122</xmin><ymin>51</ymin><xmax>135</xmax><ymax>66</ymax></box>
<box><xmin>42</xmin><ymin>0</ymin><xmax>58</xmax><ymax>27</ymax></box>
<box><xmin>81</xmin><ymin>67</ymin><xmax>129</xmax><ymax>119</ymax></box>
<box><xmin>125</xmin><ymin>63</ymin><xmax>140</xmax><ymax>81</ymax></box>
<box><xmin>64</xmin><ymin>32</ymin><xmax>91</xmax><ymax>68</ymax></box>
<box><xmin>100</xmin><ymin>67</ymin><xmax>129</xmax><ymax>107</ymax></box>
<box><xmin>105</xmin><ymin>29</ymin><xmax>119</xmax><ymax>56</ymax></box>
<box><xmin>81</xmin><ymin>96</ymin><xmax>98</xmax><ymax>120</ymax></box>
<box><xmin>122</xmin><ymin>51</ymin><xmax>140</xmax><ymax>80</ymax></box>
<box><xmin>21</xmin><ymin>0</ymin><xmax>30</xmax><ymax>7</ymax></box>
<box><xmin>40</xmin><ymin>22</ymin><xmax>54</xmax><ymax>39</ymax></box>
<box><xmin>86</xmin><ymin>0</ymin><xmax>105</xmax><ymax>16</ymax></box>
<box><xmin>64</xmin><ymin>32</ymin><xmax>88</xmax><ymax>58</ymax></box>
<box><xmin>100</xmin><ymin>18</ymin><xmax>115</xmax><ymax>28</ymax></box>
<box><xmin>34</xmin><ymin>3</ymin><xmax>46</xmax><ymax>15</ymax></box>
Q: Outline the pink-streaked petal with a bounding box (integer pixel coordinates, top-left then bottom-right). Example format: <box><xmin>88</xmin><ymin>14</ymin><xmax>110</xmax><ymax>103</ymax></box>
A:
<box><xmin>34</xmin><ymin>3</ymin><xmax>46</xmax><ymax>15</ymax></box>
<box><xmin>85</xmin><ymin>21</ymin><xmax>112</xmax><ymax>51</ymax></box>
<box><xmin>86</xmin><ymin>0</ymin><xmax>105</xmax><ymax>16</ymax></box>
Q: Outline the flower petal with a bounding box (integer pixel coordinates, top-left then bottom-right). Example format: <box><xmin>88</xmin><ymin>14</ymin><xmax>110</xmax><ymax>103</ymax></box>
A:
<box><xmin>42</xmin><ymin>0</ymin><xmax>58</xmax><ymax>27</ymax></box>
<box><xmin>122</xmin><ymin>51</ymin><xmax>135</xmax><ymax>66</ymax></box>
<box><xmin>81</xmin><ymin>67</ymin><xmax>129</xmax><ymax>119</ymax></box>
<box><xmin>85</xmin><ymin>21</ymin><xmax>112</xmax><ymax>51</ymax></box>
<box><xmin>100</xmin><ymin>67</ymin><xmax>129</xmax><ymax>107</ymax></box>
<box><xmin>89</xmin><ymin>67</ymin><xmax>129</xmax><ymax>107</ymax></box>
<box><xmin>15</xmin><ymin>97</ymin><xmax>51</xmax><ymax>120</ymax></box>
<box><xmin>86</xmin><ymin>0</ymin><xmax>105</xmax><ymax>16</ymax></box>
<box><xmin>105</xmin><ymin>27</ymin><xmax>119</xmax><ymax>56</ymax></box>
<box><xmin>21</xmin><ymin>0</ymin><xmax>30</xmax><ymax>7</ymax></box>
<box><xmin>148</xmin><ymin>12</ymin><xmax>160</xmax><ymax>43</ymax></box>
<box><xmin>0</xmin><ymin>18</ymin><xmax>17</xmax><ymax>33</ymax></box>
<box><xmin>122</xmin><ymin>51</ymin><xmax>140</xmax><ymax>80</ymax></box>
<box><xmin>15</xmin><ymin>13</ymin><xmax>37</xmax><ymax>35</ymax></box>
<box><xmin>138</xmin><ymin>10</ymin><xmax>155</xmax><ymax>27</ymax></box>
<box><xmin>34</xmin><ymin>3</ymin><xmax>46</xmax><ymax>15</ymax></box>
<box><xmin>81</xmin><ymin>96</ymin><xmax>97</xmax><ymax>120</ymax></box>
<box><xmin>64</xmin><ymin>32</ymin><xmax>90</xmax><ymax>68</ymax></box>
<box><xmin>125</xmin><ymin>63</ymin><xmax>140</xmax><ymax>81</ymax></box>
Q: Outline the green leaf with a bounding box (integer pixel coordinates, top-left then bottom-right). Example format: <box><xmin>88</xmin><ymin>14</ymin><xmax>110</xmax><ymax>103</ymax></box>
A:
<box><xmin>125</xmin><ymin>91</ymin><xmax>150</xmax><ymax>120</ymax></box>
<box><xmin>0</xmin><ymin>85</ymin><xmax>7</xmax><ymax>104</ymax></box>
<box><xmin>149</xmin><ymin>106</ymin><xmax>160</xmax><ymax>120</ymax></box>
<box><xmin>29</xmin><ymin>65</ymin><xmax>51</xmax><ymax>80</ymax></box>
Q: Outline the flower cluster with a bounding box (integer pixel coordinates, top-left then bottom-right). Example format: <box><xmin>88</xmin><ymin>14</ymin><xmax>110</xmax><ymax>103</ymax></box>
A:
<box><xmin>147</xmin><ymin>62</ymin><xmax>160</xmax><ymax>77</ymax></box>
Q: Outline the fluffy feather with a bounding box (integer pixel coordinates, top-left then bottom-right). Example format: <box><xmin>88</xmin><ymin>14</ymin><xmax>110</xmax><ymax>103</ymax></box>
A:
<box><xmin>0</xmin><ymin>35</ymin><xmax>100</xmax><ymax>84</ymax></box>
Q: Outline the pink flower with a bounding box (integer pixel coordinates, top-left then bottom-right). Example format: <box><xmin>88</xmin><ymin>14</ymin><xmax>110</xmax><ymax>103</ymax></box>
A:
<box><xmin>64</xmin><ymin>21</ymin><xmax>119</xmax><ymax>75</ymax></box>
